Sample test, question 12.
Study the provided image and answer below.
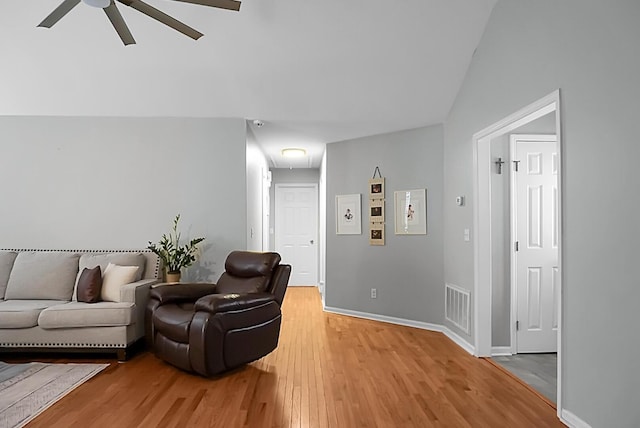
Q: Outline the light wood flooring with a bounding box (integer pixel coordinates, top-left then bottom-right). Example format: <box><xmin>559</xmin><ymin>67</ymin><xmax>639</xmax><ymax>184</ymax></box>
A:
<box><xmin>13</xmin><ymin>287</ymin><xmax>562</xmax><ymax>427</ymax></box>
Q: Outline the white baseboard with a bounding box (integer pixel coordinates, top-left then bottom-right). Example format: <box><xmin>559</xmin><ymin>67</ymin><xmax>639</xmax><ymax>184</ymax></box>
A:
<box><xmin>491</xmin><ymin>346</ymin><xmax>513</xmax><ymax>356</ymax></box>
<box><xmin>324</xmin><ymin>306</ymin><xmax>443</xmax><ymax>331</ymax></box>
<box><xmin>561</xmin><ymin>409</ymin><xmax>592</xmax><ymax>428</ymax></box>
<box><xmin>323</xmin><ymin>307</ymin><xmax>475</xmax><ymax>356</ymax></box>
<box><xmin>442</xmin><ymin>327</ymin><xmax>475</xmax><ymax>355</ymax></box>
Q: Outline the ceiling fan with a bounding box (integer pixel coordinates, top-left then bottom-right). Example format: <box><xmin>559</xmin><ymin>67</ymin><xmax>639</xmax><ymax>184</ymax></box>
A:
<box><xmin>38</xmin><ymin>0</ymin><xmax>241</xmax><ymax>45</ymax></box>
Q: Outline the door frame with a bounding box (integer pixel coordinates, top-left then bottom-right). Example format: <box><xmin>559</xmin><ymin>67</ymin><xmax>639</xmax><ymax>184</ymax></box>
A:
<box><xmin>509</xmin><ymin>134</ymin><xmax>558</xmax><ymax>354</ymax></box>
<box><xmin>262</xmin><ymin>169</ymin><xmax>272</xmax><ymax>252</ymax></box>
<box><xmin>472</xmin><ymin>90</ymin><xmax>563</xmax><ymax>415</ymax></box>
<box><xmin>274</xmin><ymin>182</ymin><xmax>319</xmax><ymax>287</ymax></box>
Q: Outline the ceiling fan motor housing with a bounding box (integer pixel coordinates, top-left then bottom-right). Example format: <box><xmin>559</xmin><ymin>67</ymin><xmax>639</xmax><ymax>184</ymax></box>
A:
<box><xmin>83</xmin><ymin>0</ymin><xmax>110</xmax><ymax>8</ymax></box>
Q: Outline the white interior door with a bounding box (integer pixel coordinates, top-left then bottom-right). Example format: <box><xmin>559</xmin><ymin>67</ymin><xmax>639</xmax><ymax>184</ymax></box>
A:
<box><xmin>275</xmin><ymin>184</ymin><xmax>318</xmax><ymax>286</ymax></box>
<box><xmin>512</xmin><ymin>135</ymin><xmax>559</xmax><ymax>353</ymax></box>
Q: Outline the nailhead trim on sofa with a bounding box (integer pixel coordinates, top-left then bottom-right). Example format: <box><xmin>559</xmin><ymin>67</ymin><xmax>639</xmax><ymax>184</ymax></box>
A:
<box><xmin>0</xmin><ymin>249</ymin><xmax>160</xmax><ymax>279</ymax></box>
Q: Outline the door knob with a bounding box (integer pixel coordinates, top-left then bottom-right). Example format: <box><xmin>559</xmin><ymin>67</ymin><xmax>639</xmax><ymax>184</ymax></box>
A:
<box><xmin>310</xmin><ymin>240</ymin><xmax>314</xmax><ymax>244</ymax></box>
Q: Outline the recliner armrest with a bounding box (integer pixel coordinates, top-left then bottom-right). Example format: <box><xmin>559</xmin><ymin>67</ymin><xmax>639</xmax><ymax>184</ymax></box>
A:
<box><xmin>194</xmin><ymin>292</ymin><xmax>275</xmax><ymax>314</ymax></box>
<box><xmin>150</xmin><ymin>283</ymin><xmax>217</xmax><ymax>305</ymax></box>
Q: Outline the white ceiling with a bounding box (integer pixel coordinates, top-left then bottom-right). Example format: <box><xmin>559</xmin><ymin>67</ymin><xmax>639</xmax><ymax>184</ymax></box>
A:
<box><xmin>0</xmin><ymin>0</ymin><xmax>496</xmax><ymax>168</ymax></box>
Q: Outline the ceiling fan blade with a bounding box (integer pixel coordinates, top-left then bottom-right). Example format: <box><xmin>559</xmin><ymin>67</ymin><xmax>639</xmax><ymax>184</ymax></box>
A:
<box><xmin>104</xmin><ymin>1</ymin><xmax>136</xmax><ymax>45</ymax></box>
<box><xmin>118</xmin><ymin>0</ymin><xmax>203</xmax><ymax>40</ymax></box>
<box><xmin>170</xmin><ymin>0</ymin><xmax>241</xmax><ymax>12</ymax></box>
<box><xmin>38</xmin><ymin>0</ymin><xmax>81</xmax><ymax>28</ymax></box>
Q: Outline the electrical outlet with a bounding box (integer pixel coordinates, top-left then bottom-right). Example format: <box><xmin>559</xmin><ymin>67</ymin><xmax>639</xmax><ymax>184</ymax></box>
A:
<box><xmin>371</xmin><ymin>288</ymin><xmax>377</xmax><ymax>299</ymax></box>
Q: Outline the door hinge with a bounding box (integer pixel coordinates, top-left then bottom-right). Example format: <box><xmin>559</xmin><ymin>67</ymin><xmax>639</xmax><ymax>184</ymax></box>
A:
<box><xmin>515</xmin><ymin>241</ymin><xmax>519</xmax><ymax>252</ymax></box>
<box><xmin>516</xmin><ymin>321</ymin><xmax>520</xmax><ymax>331</ymax></box>
<box><xmin>513</xmin><ymin>160</ymin><xmax>520</xmax><ymax>172</ymax></box>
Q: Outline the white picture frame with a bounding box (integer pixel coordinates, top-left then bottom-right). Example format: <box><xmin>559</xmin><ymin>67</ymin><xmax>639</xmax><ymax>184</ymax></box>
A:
<box><xmin>394</xmin><ymin>189</ymin><xmax>427</xmax><ymax>235</ymax></box>
<box><xmin>336</xmin><ymin>194</ymin><xmax>362</xmax><ymax>235</ymax></box>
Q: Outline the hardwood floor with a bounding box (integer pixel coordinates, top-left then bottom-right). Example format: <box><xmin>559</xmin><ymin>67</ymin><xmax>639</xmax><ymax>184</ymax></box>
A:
<box><xmin>16</xmin><ymin>287</ymin><xmax>562</xmax><ymax>427</ymax></box>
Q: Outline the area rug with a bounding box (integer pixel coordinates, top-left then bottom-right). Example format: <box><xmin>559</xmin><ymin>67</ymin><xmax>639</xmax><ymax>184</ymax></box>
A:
<box><xmin>0</xmin><ymin>361</ymin><xmax>108</xmax><ymax>428</ymax></box>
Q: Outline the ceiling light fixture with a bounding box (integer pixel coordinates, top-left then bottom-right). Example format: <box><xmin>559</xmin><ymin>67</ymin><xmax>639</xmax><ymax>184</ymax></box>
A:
<box><xmin>281</xmin><ymin>148</ymin><xmax>307</xmax><ymax>158</ymax></box>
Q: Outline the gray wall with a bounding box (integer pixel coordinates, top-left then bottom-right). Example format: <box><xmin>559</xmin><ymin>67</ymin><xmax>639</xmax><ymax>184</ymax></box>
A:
<box><xmin>444</xmin><ymin>0</ymin><xmax>640</xmax><ymax>425</ymax></box>
<box><xmin>326</xmin><ymin>125</ymin><xmax>444</xmax><ymax>323</ymax></box>
<box><xmin>490</xmin><ymin>133</ymin><xmax>511</xmax><ymax>347</ymax></box>
<box><xmin>0</xmin><ymin>116</ymin><xmax>247</xmax><ymax>282</ymax></box>
<box><xmin>491</xmin><ymin>112</ymin><xmax>556</xmax><ymax>347</ymax></box>
<box><xmin>269</xmin><ymin>168</ymin><xmax>320</xmax><ymax>251</ymax></box>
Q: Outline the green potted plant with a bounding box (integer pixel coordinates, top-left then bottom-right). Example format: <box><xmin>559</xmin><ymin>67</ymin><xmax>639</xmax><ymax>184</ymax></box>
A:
<box><xmin>148</xmin><ymin>214</ymin><xmax>205</xmax><ymax>283</ymax></box>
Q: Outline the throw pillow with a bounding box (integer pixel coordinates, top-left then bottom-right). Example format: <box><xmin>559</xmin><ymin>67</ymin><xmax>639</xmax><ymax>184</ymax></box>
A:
<box><xmin>101</xmin><ymin>263</ymin><xmax>139</xmax><ymax>302</ymax></box>
<box><xmin>4</xmin><ymin>252</ymin><xmax>80</xmax><ymax>301</ymax></box>
<box><xmin>76</xmin><ymin>266</ymin><xmax>103</xmax><ymax>303</ymax></box>
<box><xmin>72</xmin><ymin>252</ymin><xmax>147</xmax><ymax>302</ymax></box>
<box><xmin>0</xmin><ymin>251</ymin><xmax>18</xmax><ymax>300</ymax></box>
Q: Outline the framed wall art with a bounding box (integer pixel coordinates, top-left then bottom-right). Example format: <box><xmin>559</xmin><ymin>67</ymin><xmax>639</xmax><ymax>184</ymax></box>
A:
<box><xmin>369</xmin><ymin>199</ymin><xmax>385</xmax><ymax>222</ymax></box>
<box><xmin>394</xmin><ymin>189</ymin><xmax>427</xmax><ymax>235</ymax></box>
<box><xmin>336</xmin><ymin>194</ymin><xmax>362</xmax><ymax>235</ymax></box>
<box><xmin>369</xmin><ymin>223</ymin><xmax>385</xmax><ymax>246</ymax></box>
<box><xmin>369</xmin><ymin>178</ymin><xmax>385</xmax><ymax>199</ymax></box>
<box><xmin>367</xmin><ymin>168</ymin><xmax>385</xmax><ymax>245</ymax></box>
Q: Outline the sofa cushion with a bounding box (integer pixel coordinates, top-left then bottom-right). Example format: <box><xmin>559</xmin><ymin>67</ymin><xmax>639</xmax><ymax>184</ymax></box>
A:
<box><xmin>4</xmin><ymin>252</ymin><xmax>80</xmax><ymax>301</ymax></box>
<box><xmin>0</xmin><ymin>300</ymin><xmax>68</xmax><ymax>329</ymax></box>
<box><xmin>77</xmin><ymin>266</ymin><xmax>103</xmax><ymax>303</ymax></box>
<box><xmin>101</xmin><ymin>263</ymin><xmax>139</xmax><ymax>302</ymax></box>
<box><xmin>72</xmin><ymin>253</ymin><xmax>146</xmax><ymax>301</ymax></box>
<box><xmin>0</xmin><ymin>251</ymin><xmax>18</xmax><ymax>300</ymax></box>
<box><xmin>38</xmin><ymin>301</ymin><xmax>135</xmax><ymax>329</ymax></box>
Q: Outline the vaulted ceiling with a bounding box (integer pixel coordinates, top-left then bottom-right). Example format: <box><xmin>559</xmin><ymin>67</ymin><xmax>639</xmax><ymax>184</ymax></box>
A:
<box><xmin>0</xmin><ymin>0</ymin><xmax>496</xmax><ymax>168</ymax></box>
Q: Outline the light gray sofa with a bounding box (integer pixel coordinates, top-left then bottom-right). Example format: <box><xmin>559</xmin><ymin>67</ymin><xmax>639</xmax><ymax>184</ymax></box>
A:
<box><xmin>0</xmin><ymin>249</ymin><xmax>159</xmax><ymax>360</ymax></box>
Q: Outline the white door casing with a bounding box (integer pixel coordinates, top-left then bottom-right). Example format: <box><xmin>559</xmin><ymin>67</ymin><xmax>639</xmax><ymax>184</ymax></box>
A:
<box><xmin>511</xmin><ymin>135</ymin><xmax>559</xmax><ymax>353</ymax></box>
<box><xmin>262</xmin><ymin>169</ymin><xmax>272</xmax><ymax>251</ymax></box>
<box><xmin>275</xmin><ymin>184</ymin><xmax>318</xmax><ymax>286</ymax></box>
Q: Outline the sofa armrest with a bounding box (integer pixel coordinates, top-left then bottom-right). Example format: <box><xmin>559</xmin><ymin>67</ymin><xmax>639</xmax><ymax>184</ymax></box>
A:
<box><xmin>194</xmin><ymin>292</ymin><xmax>275</xmax><ymax>314</ymax></box>
<box><xmin>120</xmin><ymin>278</ymin><xmax>158</xmax><ymax>342</ymax></box>
<box><xmin>149</xmin><ymin>283</ymin><xmax>217</xmax><ymax>305</ymax></box>
<box><xmin>120</xmin><ymin>279</ymin><xmax>158</xmax><ymax>303</ymax></box>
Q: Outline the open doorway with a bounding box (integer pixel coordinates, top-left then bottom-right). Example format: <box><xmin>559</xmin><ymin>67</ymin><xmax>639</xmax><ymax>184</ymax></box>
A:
<box><xmin>493</xmin><ymin>132</ymin><xmax>558</xmax><ymax>405</ymax></box>
<box><xmin>472</xmin><ymin>90</ymin><xmax>563</xmax><ymax>414</ymax></box>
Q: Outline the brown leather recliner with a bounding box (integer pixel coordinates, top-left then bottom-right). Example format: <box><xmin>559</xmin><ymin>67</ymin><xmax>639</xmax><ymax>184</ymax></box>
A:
<box><xmin>146</xmin><ymin>251</ymin><xmax>291</xmax><ymax>376</ymax></box>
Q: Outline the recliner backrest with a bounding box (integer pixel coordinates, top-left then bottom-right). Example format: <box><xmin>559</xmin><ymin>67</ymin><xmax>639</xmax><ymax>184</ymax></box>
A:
<box><xmin>216</xmin><ymin>251</ymin><xmax>281</xmax><ymax>295</ymax></box>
